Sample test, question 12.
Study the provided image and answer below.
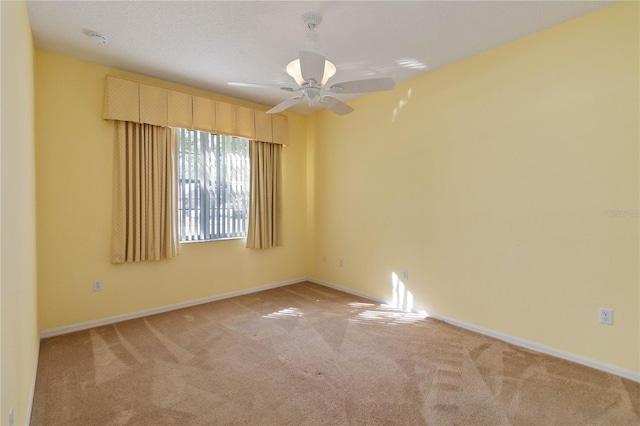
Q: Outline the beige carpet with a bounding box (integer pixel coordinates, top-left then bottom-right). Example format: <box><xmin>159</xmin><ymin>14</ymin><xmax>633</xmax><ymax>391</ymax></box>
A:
<box><xmin>31</xmin><ymin>282</ymin><xmax>639</xmax><ymax>425</ymax></box>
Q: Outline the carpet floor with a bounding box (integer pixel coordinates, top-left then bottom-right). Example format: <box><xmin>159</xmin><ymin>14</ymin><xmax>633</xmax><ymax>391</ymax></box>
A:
<box><xmin>31</xmin><ymin>281</ymin><xmax>639</xmax><ymax>425</ymax></box>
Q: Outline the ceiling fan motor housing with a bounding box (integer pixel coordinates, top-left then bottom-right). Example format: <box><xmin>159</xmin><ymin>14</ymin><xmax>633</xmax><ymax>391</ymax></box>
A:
<box><xmin>303</xmin><ymin>86</ymin><xmax>320</xmax><ymax>106</ymax></box>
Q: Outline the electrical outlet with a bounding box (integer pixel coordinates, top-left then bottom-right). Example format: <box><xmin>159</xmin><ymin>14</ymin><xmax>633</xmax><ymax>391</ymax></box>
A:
<box><xmin>9</xmin><ymin>405</ymin><xmax>14</xmax><ymax>426</ymax></box>
<box><xmin>402</xmin><ymin>270</ymin><xmax>409</xmax><ymax>280</ymax></box>
<box><xmin>599</xmin><ymin>308</ymin><xmax>612</xmax><ymax>325</ymax></box>
<box><xmin>322</xmin><ymin>255</ymin><xmax>327</xmax><ymax>263</ymax></box>
<box><xmin>93</xmin><ymin>280</ymin><xmax>103</xmax><ymax>292</ymax></box>
<box><xmin>339</xmin><ymin>258</ymin><xmax>343</xmax><ymax>267</ymax></box>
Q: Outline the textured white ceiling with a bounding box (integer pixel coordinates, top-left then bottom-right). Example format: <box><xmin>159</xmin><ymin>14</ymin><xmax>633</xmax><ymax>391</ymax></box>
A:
<box><xmin>27</xmin><ymin>1</ymin><xmax>615</xmax><ymax>114</ymax></box>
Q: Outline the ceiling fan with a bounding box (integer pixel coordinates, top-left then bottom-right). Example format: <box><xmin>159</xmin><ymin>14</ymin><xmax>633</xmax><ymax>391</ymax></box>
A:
<box><xmin>228</xmin><ymin>12</ymin><xmax>395</xmax><ymax>116</ymax></box>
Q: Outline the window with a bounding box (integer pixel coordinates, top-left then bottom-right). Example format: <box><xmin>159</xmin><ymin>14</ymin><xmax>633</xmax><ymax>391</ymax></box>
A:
<box><xmin>177</xmin><ymin>129</ymin><xmax>250</xmax><ymax>242</ymax></box>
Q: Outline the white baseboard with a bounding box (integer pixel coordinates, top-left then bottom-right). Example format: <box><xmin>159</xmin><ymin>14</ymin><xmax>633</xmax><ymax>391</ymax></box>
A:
<box><xmin>310</xmin><ymin>278</ymin><xmax>390</xmax><ymax>305</ymax></box>
<box><xmin>26</xmin><ymin>341</ymin><xmax>40</xmax><ymax>426</ymax></box>
<box><xmin>307</xmin><ymin>278</ymin><xmax>640</xmax><ymax>383</ymax></box>
<box><xmin>39</xmin><ymin>277</ymin><xmax>306</xmax><ymax>339</ymax></box>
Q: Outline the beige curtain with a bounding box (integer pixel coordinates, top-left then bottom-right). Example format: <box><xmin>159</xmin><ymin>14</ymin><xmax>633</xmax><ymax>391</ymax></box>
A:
<box><xmin>111</xmin><ymin>121</ymin><xmax>179</xmax><ymax>263</ymax></box>
<box><xmin>246</xmin><ymin>140</ymin><xmax>283</xmax><ymax>249</ymax></box>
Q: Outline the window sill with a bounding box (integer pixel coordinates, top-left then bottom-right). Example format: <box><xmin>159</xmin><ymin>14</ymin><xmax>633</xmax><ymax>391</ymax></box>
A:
<box><xmin>180</xmin><ymin>237</ymin><xmax>246</xmax><ymax>244</ymax></box>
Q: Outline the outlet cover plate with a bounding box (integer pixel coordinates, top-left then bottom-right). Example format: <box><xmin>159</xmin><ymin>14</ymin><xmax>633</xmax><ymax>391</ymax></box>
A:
<box><xmin>599</xmin><ymin>308</ymin><xmax>612</xmax><ymax>325</ymax></box>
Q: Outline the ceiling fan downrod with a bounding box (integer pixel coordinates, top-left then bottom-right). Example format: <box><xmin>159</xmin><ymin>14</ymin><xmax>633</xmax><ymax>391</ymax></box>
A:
<box><xmin>303</xmin><ymin>12</ymin><xmax>322</xmax><ymax>52</ymax></box>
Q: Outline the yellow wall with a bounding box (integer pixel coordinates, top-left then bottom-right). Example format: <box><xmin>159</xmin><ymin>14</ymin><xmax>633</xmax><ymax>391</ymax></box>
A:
<box><xmin>35</xmin><ymin>51</ymin><xmax>309</xmax><ymax>331</ymax></box>
<box><xmin>1</xmin><ymin>1</ymin><xmax>39</xmax><ymax>425</ymax></box>
<box><xmin>309</xmin><ymin>2</ymin><xmax>639</xmax><ymax>373</ymax></box>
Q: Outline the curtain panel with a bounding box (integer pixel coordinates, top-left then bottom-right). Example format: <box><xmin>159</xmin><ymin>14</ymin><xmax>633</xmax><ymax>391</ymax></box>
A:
<box><xmin>246</xmin><ymin>140</ymin><xmax>283</xmax><ymax>249</ymax></box>
<box><xmin>111</xmin><ymin>121</ymin><xmax>179</xmax><ymax>263</ymax></box>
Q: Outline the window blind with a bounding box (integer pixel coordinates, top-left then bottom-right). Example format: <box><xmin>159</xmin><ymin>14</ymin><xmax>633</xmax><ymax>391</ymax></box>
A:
<box><xmin>178</xmin><ymin>129</ymin><xmax>250</xmax><ymax>241</ymax></box>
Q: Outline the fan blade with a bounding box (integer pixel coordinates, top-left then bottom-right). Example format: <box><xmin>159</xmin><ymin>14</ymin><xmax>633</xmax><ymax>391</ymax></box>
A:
<box><xmin>228</xmin><ymin>82</ymin><xmax>281</xmax><ymax>89</ymax></box>
<box><xmin>320</xmin><ymin>96</ymin><xmax>354</xmax><ymax>116</ymax></box>
<box><xmin>266</xmin><ymin>96</ymin><xmax>304</xmax><ymax>114</ymax></box>
<box><xmin>299</xmin><ymin>51</ymin><xmax>327</xmax><ymax>84</ymax></box>
<box><xmin>329</xmin><ymin>77</ymin><xmax>395</xmax><ymax>94</ymax></box>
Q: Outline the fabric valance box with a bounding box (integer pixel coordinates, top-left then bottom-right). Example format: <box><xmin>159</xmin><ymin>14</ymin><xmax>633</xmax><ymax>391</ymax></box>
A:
<box><xmin>102</xmin><ymin>75</ymin><xmax>288</xmax><ymax>145</ymax></box>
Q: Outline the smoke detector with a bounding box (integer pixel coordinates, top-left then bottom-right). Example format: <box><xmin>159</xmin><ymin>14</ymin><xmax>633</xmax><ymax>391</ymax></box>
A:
<box><xmin>90</xmin><ymin>33</ymin><xmax>109</xmax><ymax>45</ymax></box>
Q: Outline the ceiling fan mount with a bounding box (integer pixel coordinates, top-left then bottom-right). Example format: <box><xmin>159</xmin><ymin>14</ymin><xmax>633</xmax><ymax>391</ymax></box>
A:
<box><xmin>228</xmin><ymin>12</ymin><xmax>395</xmax><ymax>115</ymax></box>
<box><xmin>302</xmin><ymin>11</ymin><xmax>323</xmax><ymax>30</ymax></box>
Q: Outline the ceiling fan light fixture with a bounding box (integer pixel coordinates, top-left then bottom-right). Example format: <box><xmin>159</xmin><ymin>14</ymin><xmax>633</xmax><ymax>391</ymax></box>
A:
<box><xmin>286</xmin><ymin>57</ymin><xmax>336</xmax><ymax>86</ymax></box>
<box><xmin>286</xmin><ymin>59</ymin><xmax>305</xmax><ymax>86</ymax></box>
<box><xmin>321</xmin><ymin>60</ymin><xmax>337</xmax><ymax>85</ymax></box>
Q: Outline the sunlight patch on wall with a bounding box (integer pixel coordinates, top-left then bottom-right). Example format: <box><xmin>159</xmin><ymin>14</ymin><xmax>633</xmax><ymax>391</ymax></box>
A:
<box><xmin>391</xmin><ymin>271</ymin><xmax>414</xmax><ymax>311</ymax></box>
<box><xmin>392</xmin><ymin>88</ymin><xmax>412</xmax><ymax>122</ymax></box>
